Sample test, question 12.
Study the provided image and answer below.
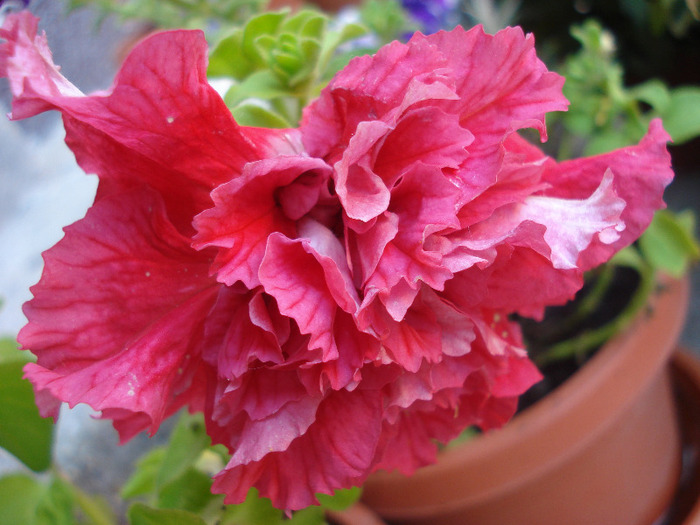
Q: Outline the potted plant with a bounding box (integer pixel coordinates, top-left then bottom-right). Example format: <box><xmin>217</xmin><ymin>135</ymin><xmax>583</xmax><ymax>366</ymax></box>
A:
<box><xmin>360</xmin><ymin>16</ymin><xmax>700</xmax><ymax>525</ymax></box>
<box><xmin>0</xmin><ymin>2</ymin><xmax>698</xmax><ymax>524</ymax></box>
<box><xmin>361</xmin><ymin>273</ymin><xmax>693</xmax><ymax>524</ymax></box>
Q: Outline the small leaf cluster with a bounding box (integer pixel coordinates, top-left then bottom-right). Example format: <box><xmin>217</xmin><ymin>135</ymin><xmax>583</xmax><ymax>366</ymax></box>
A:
<box><xmin>67</xmin><ymin>0</ymin><xmax>268</xmax><ymax>31</ymax></box>
<box><xmin>358</xmin><ymin>0</ymin><xmax>416</xmax><ymax>43</ymax></box>
<box><xmin>0</xmin><ymin>336</ymin><xmax>360</xmax><ymax>524</ymax></box>
<box><xmin>208</xmin><ymin>8</ymin><xmax>367</xmax><ymax>127</ymax></box>
<box><xmin>552</xmin><ymin>19</ymin><xmax>700</xmax><ymax>158</ymax></box>
<box><xmin>0</xmin><ymin>338</ymin><xmax>116</xmax><ymax>525</ymax></box>
<box><xmin>122</xmin><ymin>412</ymin><xmax>361</xmax><ymax>524</ymax></box>
<box><xmin>619</xmin><ymin>0</ymin><xmax>700</xmax><ymax>39</ymax></box>
<box><xmin>528</xmin><ymin>18</ymin><xmax>700</xmax><ymax>366</ymax></box>
<box><xmin>611</xmin><ymin>208</ymin><xmax>700</xmax><ymax>290</ymax></box>
<box><xmin>534</xmin><ymin>209</ymin><xmax>700</xmax><ymax>367</ymax></box>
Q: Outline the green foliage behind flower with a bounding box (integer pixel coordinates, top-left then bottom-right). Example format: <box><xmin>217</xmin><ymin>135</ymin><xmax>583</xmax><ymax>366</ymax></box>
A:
<box><xmin>208</xmin><ymin>9</ymin><xmax>367</xmax><ymax>127</ymax></box>
<box><xmin>121</xmin><ymin>412</ymin><xmax>361</xmax><ymax>524</ymax></box>
<box><xmin>0</xmin><ymin>346</ymin><xmax>359</xmax><ymax>525</ymax></box>
<box><xmin>2</xmin><ymin>1</ymin><xmax>700</xmax><ymax>522</ymax></box>
<box><xmin>0</xmin><ymin>338</ymin><xmax>117</xmax><ymax>525</ymax></box>
<box><xmin>67</xmin><ymin>0</ymin><xmax>268</xmax><ymax>31</ymax></box>
<box><xmin>551</xmin><ymin>19</ymin><xmax>700</xmax><ymax>158</ymax></box>
<box><xmin>0</xmin><ymin>337</ymin><xmax>52</xmax><ymax>473</ymax></box>
<box><xmin>206</xmin><ymin>1</ymin><xmax>414</xmax><ymax>128</ymax></box>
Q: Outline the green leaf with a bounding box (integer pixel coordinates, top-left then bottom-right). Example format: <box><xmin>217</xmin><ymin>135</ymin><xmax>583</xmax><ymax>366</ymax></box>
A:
<box><xmin>157</xmin><ymin>467</ymin><xmax>213</xmax><ymax>513</ymax></box>
<box><xmin>155</xmin><ymin>412</ymin><xmax>210</xmax><ymax>490</ymax></box>
<box><xmin>208</xmin><ymin>7</ymin><xmax>370</xmax><ymax>127</ymax></box>
<box><xmin>287</xmin><ymin>505</ymin><xmax>325</xmax><ymax>525</ymax></box>
<box><xmin>1</xmin><ymin>473</ymin><xmax>115</xmax><ymax>525</ymax></box>
<box><xmin>360</xmin><ymin>0</ymin><xmax>415</xmax><ymax>43</ymax></box>
<box><xmin>318</xmin><ymin>22</ymin><xmax>367</xmax><ymax>79</ymax></box>
<box><xmin>583</xmin><ymin>127</ymin><xmax>640</xmax><ymax>156</ymax></box>
<box><xmin>219</xmin><ymin>488</ymin><xmax>285</xmax><ymax>525</ymax></box>
<box><xmin>121</xmin><ymin>448</ymin><xmax>167</xmax><ymax>499</ymax></box>
<box><xmin>61</xmin><ymin>475</ymin><xmax>116</xmax><ymax>525</ymax></box>
<box><xmin>316</xmin><ymin>487</ymin><xmax>361</xmax><ymax>511</ymax></box>
<box><xmin>0</xmin><ymin>474</ymin><xmax>45</xmax><ymax>525</ymax></box>
<box><xmin>0</xmin><ymin>337</ymin><xmax>26</xmax><ymax>363</ymax></box>
<box><xmin>231</xmin><ymin>103</ymin><xmax>292</xmax><ymax>128</ymax></box>
<box><xmin>34</xmin><ymin>476</ymin><xmax>77</xmax><ymax>525</ymax></box>
<box><xmin>299</xmin><ymin>14</ymin><xmax>324</xmax><ymax>39</ymax></box>
<box><xmin>610</xmin><ymin>245</ymin><xmax>645</xmax><ymax>270</ymax></box>
<box><xmin>224</xmin><ymin>70</ymin><xmax>291</xmax><ymax>107</ymax></box>
<box><xmin>208</xmin><ymin>32</ymin><xmax>251</xmax><ymax>79</ymax></box>
<box><xmin>282</xmin><ymin>10</ymin><xmax>318</xmax><ymax>35</ymax></box>
<box><xmin>0</xmin><ymin>359</ymin><xmax>54</xmax><ymax>471</ymax></box>
<box><xmin>243</xmin><ymin>11</ymin><xmax>287</xmax><ymax>62</ymax></box>
<box><xmin>628</xmin><ymin>79</ymin><xmax>670</xmax><ymax>113</ymax></box>
<box><xmin>662</xmin><ymin>86</ymin><xmax>700</xmax><ymax>144</ymax></box>
<box><xmin>639</xmin><ymin>209</ymin><xmax>700</xmax><ymax>277</ymax></box>
<box><xmin>127</xmin><ymin>503</ymin><xmax>207</xmax><ymax>525</ymax></box>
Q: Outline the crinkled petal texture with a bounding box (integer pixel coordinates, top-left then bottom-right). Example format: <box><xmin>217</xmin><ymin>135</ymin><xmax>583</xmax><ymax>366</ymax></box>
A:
<box><xmin>0</xmin><ymin>11</ymin><xmax>295</xmax><ymax>233</ymax></box>
<box><xmin>21</xmin><ymin>189</ymin><xmax>218</xmax><ymax>439</ymax></box>
<box><xmin>2</xmin><ymin>12</ymin><xmax>291</xmax><ymax>434</ymax></box>
<box><xmin>2</xmin><ymin>13</ymin><xmax>673</xmax><ymax>512</ymax></box>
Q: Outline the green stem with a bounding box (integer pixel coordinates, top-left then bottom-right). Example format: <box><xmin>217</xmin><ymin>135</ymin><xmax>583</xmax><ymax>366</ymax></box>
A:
<box><xmin>162</xmin><ymin>0</ymin><xmax>198</xmax><ymax>11</ymax></box>
<box><xmin>54</xmin><ymin>470</ymin><xmax>116</xmax><ymax>525</ymax></box>
<box><xmin>557</xmin><ymin>264</ymin><xmax>616</xmax><ymax>334</ymax></box>
<box><xmin>535</xmin><ymin>262</ymin><xmax>656</xmax><ymax>367</ymax></box>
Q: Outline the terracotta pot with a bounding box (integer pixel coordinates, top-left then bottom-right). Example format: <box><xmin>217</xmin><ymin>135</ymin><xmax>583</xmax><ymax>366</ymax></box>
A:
<box><xmin>268</xmin><ymin>0</ymin><xmax>360</xmax><ymax>11</ymax></box>
<box><xmin>305</xmin><ymin>0</ymin><xmax>361</xmax><ymax>11</ymax></box>
<box><xmin>326</xmin><ymin>501</ymin><xmax>388</xmax><ymax>525</ymax></box>
<box><xmin>663</xmin><ymin>350</ymin><xmax>700</xmax><ymax>525</ymax></box>
<box><xmin>362</xmin><ymin>277</ymin><xmax>690</xmax><ymax>525</ymax></box>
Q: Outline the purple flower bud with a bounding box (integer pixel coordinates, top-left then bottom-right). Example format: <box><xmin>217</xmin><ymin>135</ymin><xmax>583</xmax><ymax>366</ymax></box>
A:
<box><xmin>0</xmin><ymin>0</ymin><xmax>30</xmax><ymax>10</ymax></box>
<box><xmin>402</xmin><ymin>0</ymin><xmax>459</xmax><ymax>34</ymax></box>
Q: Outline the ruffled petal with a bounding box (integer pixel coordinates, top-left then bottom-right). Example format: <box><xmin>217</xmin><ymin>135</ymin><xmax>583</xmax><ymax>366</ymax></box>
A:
<box><xmin>445</xmin><ymin>245</ymin><xmax>584</xmax><ymax>319</ymax></box>
<box><xmin>0</xmin><ymin>11</ymin><xmax>290</xmax><ymax>232</ymax></box>
<box><xmin>332</xmin><ymin>106</ymin><xmax>472</xmax><ymax>223</ymax></box>
<box><xmin>417</xmin><ymin>26</ymin><xmax>568</xmax><ymax>139</ymax></box>
<box><xmin>212</xmin><ymin>370</ymin><xmax>308</xmax><ymax>425</ymax></box>
<box><xmin>443</xmin><ymin>122</ymin><xmax>672</xmax><ymax>317</ymax></box>
<box><xmin>360</xmin><ymin>164</ymin><xmax>461</xmax><ymax>318</ymax></box>
<box><xmin>0</xmin><ymin>11</ymin><xmax>82</xmax><ymax>114</ymax></box>
<box><xmin>372</xmin><ymin>399</ymin><xmax>465</xmax><ymax>475</ymax></box>
<box><xmin>257</xmin><ymin>239</ymin><xmax>330</xmax><ymax>359</ymax></box>
<box><xmin>258</xmin><ymin>230</ymin><xmax>371</xmax><ymax>389</ymax></box>
<box><xmin>333</xmin><ymin>119</ymin><xmax>395</xmax><ymax>222</ymax></box>
<box><xmin>415</xmin><ymin>26</ymin><xmax>568</xmax><ymax>199</ymax></box>
<box><xmin>373</xmin><ymin>106</ymin><xmax>473</xmax><ymax>182</ymax></box>
<box><xmin>462</xmin><ymin>170</ymin><xmax>625</xmax><ymax>270</ymax></box>
<box><xmin>19</xmin><ymin>188</ymin><xmax>217</xmax><ymax>437</ymax></box>
<box><xmin>3</xmin><ymin>14</ymin><xmax>674</xmax><ymax>513</ymax></box>
<box><xmin>230</xmin><ymin>396</ymin><xmax>321</xmax><ymax>464</ymax></box>
<box><xmin>359</xmin><ymin>287</ymin><xmax>453</xmax><ymax>372</ymax></box>
<box><xmin>212</xmin><ymin>390</ymin><xmax>383</xmax><ymax>510</ymax></box>
<box><xmin>301</xmin><ymin>37</ymin><xmax>457</xmax><ymax>160</ymax></box>
<box><xmin>201</xmin><ymin>288</ymin><xmax>286</xmax><ymax>380</ymax></box>
<box><xmin>193</xmin><ymin>155</ymin><xmax>332</xmax><ymax>288</ymax></box>
<box><xmin>542</xmin><ymin>119</ymin><xmax>673</xmax><ymax>270</ymax></box>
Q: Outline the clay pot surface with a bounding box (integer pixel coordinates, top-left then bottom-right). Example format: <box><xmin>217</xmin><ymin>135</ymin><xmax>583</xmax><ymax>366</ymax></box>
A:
<box><xmin>662</xmin><ymin>350</ymin><xmax>700</xmax><ymax>525</ymax></box>
<box><xmin>268</xmin><ymin>0</ymin><xmax>359</xmax><ymax>11</ymax></box>
<box><xmin>362</xmin><ymin>277</ymin><xmax>690</xmax><ymax>525</ymax></box>
<box><xmin>326</xmin><ymin>501</ymin><xmax>388</xmax><ymax>525</ymax></box>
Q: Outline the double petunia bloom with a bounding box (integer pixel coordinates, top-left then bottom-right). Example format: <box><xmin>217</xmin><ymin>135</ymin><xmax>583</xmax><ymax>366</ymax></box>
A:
<box><xmin>1</xmin><ymin>11</ymin><xmax>673</xmax><ymax>510</ymax></box>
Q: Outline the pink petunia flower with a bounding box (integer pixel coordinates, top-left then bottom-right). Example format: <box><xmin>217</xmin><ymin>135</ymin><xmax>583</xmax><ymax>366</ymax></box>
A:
<box><xmin>1</xmin><ymin>12</ymin><xmax>673</xmax><ymax>510</ymax></box>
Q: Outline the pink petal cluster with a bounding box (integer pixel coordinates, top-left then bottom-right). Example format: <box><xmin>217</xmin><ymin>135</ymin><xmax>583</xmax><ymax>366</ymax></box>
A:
<box><xmin>1</xmin><ymin>12</ymin><xmax>673</xmax><ymax>510</ymax></box>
